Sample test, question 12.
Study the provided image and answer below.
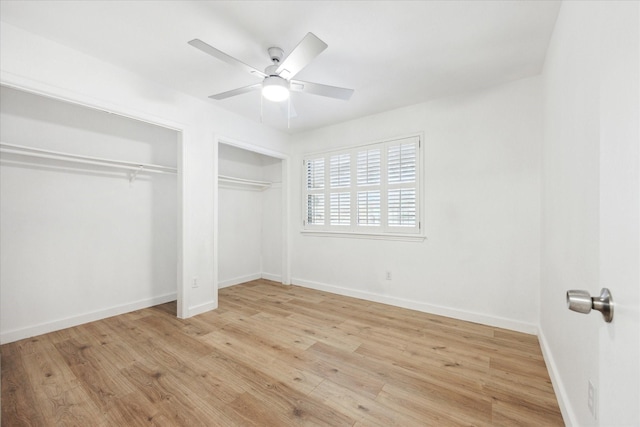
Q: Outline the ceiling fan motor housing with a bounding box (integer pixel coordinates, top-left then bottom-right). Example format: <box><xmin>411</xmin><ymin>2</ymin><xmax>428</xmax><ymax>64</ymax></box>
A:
<box><xmin>268</xmin><ymin>47</ymin><xmax>284</xmax><ymax>63</ymax></box>
<box><xmin>265</xmin><ymin>64</ymin><xmax>279</xmax><ymax>76</ymax></box>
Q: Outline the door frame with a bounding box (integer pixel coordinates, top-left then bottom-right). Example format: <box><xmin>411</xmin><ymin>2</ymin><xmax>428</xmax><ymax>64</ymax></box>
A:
<box><xmin>213</xmin><ymin>135</ymin><xmax>291</xmax><ymax>294</ymax></box>
<box><xmin>0</xmin><ymin>75</ymin><xmax>188</xmax><ymax>318</ymax></box>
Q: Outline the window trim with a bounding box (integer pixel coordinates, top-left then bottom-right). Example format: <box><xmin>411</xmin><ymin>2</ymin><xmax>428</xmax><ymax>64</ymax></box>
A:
<box><xmin>301</xmin><ymin>133</ymin><xmax>425</xmax><ymax>241</ymax></box>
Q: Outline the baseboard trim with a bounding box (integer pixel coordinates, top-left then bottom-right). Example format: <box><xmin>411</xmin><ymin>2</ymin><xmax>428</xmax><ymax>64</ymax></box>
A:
<box><xmin>261</xmin><ymin>272</ymin><xmax>282</xmax><ymax>283</ymax></box>
<box><xmin>291</xmin><ymin>278</ymin><xmax>538</xmax><ymax>335</ymax></box>
<box><xmin>218</xmin><ymin>273</ymin><xmax>262</xmax><ymax>289</ymax></box>
<box><xmin>0</xmin><ymin>292</ymin><xmax>177</xmax><ymax>344</ymax></box>
<box><xmin>218</xmin><ymin>273</ymin><xmax>283</xmax><ymax>289</ymax></box>
<box><xmin>186</xmin><ymin>300</ymin><xmax>217</xmax><ymax>318</ymax></box>
<box><xmin>538</xmin><ymin>327</ymin><xmax>575</xmax><ymax>426</ymax></box>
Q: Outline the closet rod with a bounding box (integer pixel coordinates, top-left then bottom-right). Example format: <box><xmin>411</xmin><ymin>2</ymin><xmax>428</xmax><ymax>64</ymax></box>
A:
<box><xmin>0</xmin><ymin>142</ymin><xmax>177</xmax><ymax>174</ymax></box>
<box><xmin>218</xmin><ymin>174</ymin><xmax>271</xmax><ymax>190</ymax></box>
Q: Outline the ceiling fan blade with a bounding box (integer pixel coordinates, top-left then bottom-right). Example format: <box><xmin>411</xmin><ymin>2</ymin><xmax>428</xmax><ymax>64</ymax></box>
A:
<box><xmin>209</xmin><ymin>83</ymin><xmax>262</xmax><ymax>100</ymax></box>
<box><xmin>276</xmin><ymin>33</ymin><xmax>327</xmax><ymax>80</ymax></box>
<box><xmin>290</xmin><ymin>80</ymin><xmax>354</xmax><ymax>100</ymax></box>
<box><xmin>189</xmin><ymin>39</ymin><xmax>266</xmax><ymax>78</ymax></box>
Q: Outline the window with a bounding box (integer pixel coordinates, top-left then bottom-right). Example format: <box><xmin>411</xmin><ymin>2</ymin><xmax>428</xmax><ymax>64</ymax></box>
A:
<box><xmin>302</xmin><ymin>135</ymin><xmax>421</xmax><ymax>237</ymax></box>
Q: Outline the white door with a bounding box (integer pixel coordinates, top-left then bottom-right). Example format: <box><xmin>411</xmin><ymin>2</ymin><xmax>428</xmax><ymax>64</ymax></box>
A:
<box><xmin>597</xmin><ymin>2</ymin><xmax>639</xmax><ymax>425</ymax></box>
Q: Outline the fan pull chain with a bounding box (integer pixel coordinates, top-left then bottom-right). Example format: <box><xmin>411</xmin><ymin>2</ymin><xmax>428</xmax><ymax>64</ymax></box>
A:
<box><xmin>288</xmin><ymin>97</ymin><xmax>291</xmax><ymax>129</ymax></box>
<box><xmin>260</xmin><ymin>94</ymin><xmax>263</xmax><ymax>124</ymax></box>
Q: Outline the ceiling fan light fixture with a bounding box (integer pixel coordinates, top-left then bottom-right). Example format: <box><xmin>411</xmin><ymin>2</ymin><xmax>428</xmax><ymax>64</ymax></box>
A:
<box><xmin>262</xmin><ymin>76</ymin><xmax>290</xmax><ymax>102</ymax></box>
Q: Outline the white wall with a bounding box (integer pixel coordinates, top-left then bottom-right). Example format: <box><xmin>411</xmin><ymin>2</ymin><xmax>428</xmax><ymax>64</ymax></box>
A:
<box><xmin>0</xmin><ymin>22</ymin><xmax>290</xmax><ymax>326</ymax></box>
<box><xmin>261</xmin><ymin>155</ymin><xmax>284</xmax><ymax>281</ymax></box>
<box><xmin>218</xmin><ymin>186</ymin><xmax>263</xmax><ymax>285</ymax></box>
<box><xmin>290</xmin><ymin>76</ymin><xmax>542</xmax><ymax>333</ymax></box>
<box><xmin>261</xmin><ymin>182</ymin><xmax>283</xmax><ymax>281</ymax></box>
<box><xmin>218</xmin><ymin>144</ymin><xmax>283</xmax><ymax>287</ymax></box>
<box><xmin>0</xmin><ymin>86</ymin><xmax>178</xmax><ymax>342</ymax></box>
<box><xmin>540</xmin><ymin>2</ymin><xmax>640</xmax><ymax>426</ymax></box>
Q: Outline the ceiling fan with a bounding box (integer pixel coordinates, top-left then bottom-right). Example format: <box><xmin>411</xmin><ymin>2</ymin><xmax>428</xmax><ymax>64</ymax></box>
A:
<box><xmin>188</xmin><ymin>33</ymin><xmax>354</xmax><ymax>105</ymax></box>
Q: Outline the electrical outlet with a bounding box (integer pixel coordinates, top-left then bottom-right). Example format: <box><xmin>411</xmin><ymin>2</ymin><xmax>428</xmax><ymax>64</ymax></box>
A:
<box><xmin>192</xmin><ymin>277</ymin><xmax>199</xmax><ymax>288</ymax></box>
<box><xmin>588</xmin><ymin>380</ymin><xmax>597</xmax><ymax>420</ymax></box>
<box><xmin>386</xmin><ymin>271</ymin><xmax>392</xmax><ymax>280</ymax></box>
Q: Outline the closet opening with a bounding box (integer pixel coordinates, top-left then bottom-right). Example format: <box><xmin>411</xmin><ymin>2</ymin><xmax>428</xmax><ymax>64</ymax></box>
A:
<box><xmin>216</xmin><ymin>139</ymin><xmax>289</xmax><ymax>290</ymax></box>
<box><xmin>0</xmin><ymin>85</ymin><xmax>182</xmax><ymax>342</ymax></box>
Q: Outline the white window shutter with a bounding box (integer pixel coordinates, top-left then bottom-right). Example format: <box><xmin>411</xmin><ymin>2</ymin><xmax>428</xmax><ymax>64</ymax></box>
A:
<box><xmin>330</xmin><ymin>153</ymin><xmax>350</xmax><ymax>188</ymax></box>
<box><xmin>306</xmin><ymin>158</ymin><xmax>324</xmax><ymax>190</ymax></box>
<box><xmin>356</xmin><ymin>148</ymin><xmax>381</xmax><ymax>226</ymax></box>
<box><xmin>388</xmin><ymin>188</ymin><xmax>416</xmax><ymax>226</ymax></box>
<box><xmin>388</xmin><ymin>142</ymin><xmax>416</xmax><ymax>184</ymax></box>
<box><xmin>357</xmin><ymin>190</ymin><xmax>381</xmax><ymax>226</ymax></box>
<box><xmin>307</xmin><ymin>194</ymin><xmax>325</xmax><ymax>225</ymax></box>
<box><xmin>387</xmin><ymin>139</ymin><xmax>418</xmax><ymax>229</ymax></box>
<box><xmin>305</xmin><ymin>158</ymin><xmax>326</xmax><ymax>226</ymax></box>
<box><xmin>330</xmin><ymin>192</ymin><xmax>350</xmax><ymax>225</ymax></box>
<box><xmin>357</xmin><ymin>149</ymin><xmax>381</xmax><ymax>186</ymax></box>
<box><xmin>303</xmin><ymin>135</ymin><xmax>421</xmax><ymax>235</ymax></box>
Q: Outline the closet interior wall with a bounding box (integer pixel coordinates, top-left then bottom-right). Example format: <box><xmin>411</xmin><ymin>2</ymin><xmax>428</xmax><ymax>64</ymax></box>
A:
<box><xmin>218</xmin><ymin>143</ymin><xmax>282</xmax><ymax>287</ymax></box>
<box><xmin>0</xmin><ymin>86</ymin><xmax>178</xmax><ymax>343</ymax></box>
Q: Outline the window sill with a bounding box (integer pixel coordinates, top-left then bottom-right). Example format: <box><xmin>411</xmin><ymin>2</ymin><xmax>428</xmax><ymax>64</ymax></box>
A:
<box><xmin>300</xmin><ymin>230</ymin><xmax>426</xmax><ymax>242</ymax></box>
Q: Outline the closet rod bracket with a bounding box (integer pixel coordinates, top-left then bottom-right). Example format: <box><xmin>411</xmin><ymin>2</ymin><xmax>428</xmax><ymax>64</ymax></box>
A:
<box><xmin>129</xmin><ymin>165</ymin><xmax>144</xmax><ymax>183</ymax></box>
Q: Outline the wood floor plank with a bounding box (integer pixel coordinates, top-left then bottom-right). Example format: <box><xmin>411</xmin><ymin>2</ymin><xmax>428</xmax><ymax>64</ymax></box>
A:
<box><xmin>104</xmin><ymin>391</ymin><xmax>168</xmax><ymax>427</ymax></box>
<box><xmin>232</xmin><ymin>311</ymin><xmax>319</xmax><ymax>351</ymax></box>
<box><xmin>1</xmin><ymin>342</ymin><xmax>46</xmax><ymax>426</ymax></box>
<box><xmin>308</xmin><ymin>378</ymin><xmax>422</xmax><ymax>427</ymax></box>
<box><xmin>54</xmin><ymin>338</ymin><xmax>135</xmax><ymax>411</ymax></box>
<box><xmin>134</xmin><ymin>315</ymin><xmax>214</xmax><ymax>359</ymax></box>
<box><xmin>119</xmin><ymin>361</ymin><xmax>238</xmax><ymax>426</ymax></box>
<box><xmin>354</xmin><ymin>342</ymin><xmax>489</xmax><ymax>399</ymax></box>
<box><xmin>20</xmin><ymin>349</ymin><xmax>103</xmax><ymax>426</ymax></box>
<box><xmin>284</xmin><ymin>313</ymin><xmax>363</xmax><ymax>353</ymax></box>
<box><xmin>491</xmin><ymin>398</ymin><xmax>564</xmax><ymax>426</ymax></box>
<box><xmin>198</xmin><ymin>328</ymin><xmax>325</xmax><ymax>397</ymax></box>
<box><xmin>2</xmin><ymin>280</ymin><xmax>564</xmax><ymax>426</ymax></box>
<box><xmin>198</xmin><ymin>348</ymin><xmax>356</xmax><ymax>426</ymax></box>
<box><xmin>377</xmin><ymin>383</ymin><xmax>493</xmax><ymax>427</ymax></box>
<box><xmin>78</xmin><ymin>321</ymin><xmax>146</xmax><ymax>369</ymax></box>
<box><xmin>228</xmin><ymin>391</ymin><xmax>297</xmax><ymax>427</ymax></box>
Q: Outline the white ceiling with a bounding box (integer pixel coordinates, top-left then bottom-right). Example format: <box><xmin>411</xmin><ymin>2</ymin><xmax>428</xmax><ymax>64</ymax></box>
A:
<box><xmin>0</xmin><ymin>1</ymin><xmax>561</xmax><ymax>134</ymax></box>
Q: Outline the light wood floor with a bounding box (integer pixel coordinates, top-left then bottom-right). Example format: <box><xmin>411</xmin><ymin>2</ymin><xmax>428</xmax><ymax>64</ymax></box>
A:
<box><xmin>1</xmin><ymin>279</ymin><xmax>563</xmax><ymax>426</ymax></box>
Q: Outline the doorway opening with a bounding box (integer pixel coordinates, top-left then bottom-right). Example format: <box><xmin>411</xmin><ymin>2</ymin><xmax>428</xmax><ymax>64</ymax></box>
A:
<box><xmin>215</xmin><ymin>138</ymin><xmax>289</xmax><ymax>292</ymax></box>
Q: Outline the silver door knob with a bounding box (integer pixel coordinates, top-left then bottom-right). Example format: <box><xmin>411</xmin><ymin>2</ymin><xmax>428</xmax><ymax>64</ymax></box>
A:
<box><xmin>566</xmin><ymin>288</ymin><xmax>613</xmax><ymax>322</ymax></box>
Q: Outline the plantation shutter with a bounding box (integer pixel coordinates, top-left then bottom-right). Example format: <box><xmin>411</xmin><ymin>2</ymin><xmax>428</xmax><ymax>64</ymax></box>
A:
<box><xmin>306</xmin><ymin>157</ymin><xmax>324</xmax><ymax>190</ymax></box>
<box><xmin>329</xmin><ymin>153</ymin><xmax>351</xmax><ymax>225</ymax></box>
<box><xmin>357</xmin><ymin>149</ymin><xmax>381</xmax><ymax>186</ymax></box>
<box><xmin>303</xmin><ymin>134</ymin><xmax>420</xmax><ymax>235</ymax></box>
<box><xmin>356</xmin><ymin>148</ymin><xmax>381</xmax><ymax>226</ymax></box>
<box><xmin>329</xmin><ymin>153</ymin><xmax>350</xmax><ymax>188</ymax></box>
<box><xmin>305</xmin><ymin>158</ymin><xmax>325</xmax><ymax>225</ymax></box>
<box><xmin>387</xmin><ymin>138</ymin><xmax>418</xmax><ymax>229</ymax></box>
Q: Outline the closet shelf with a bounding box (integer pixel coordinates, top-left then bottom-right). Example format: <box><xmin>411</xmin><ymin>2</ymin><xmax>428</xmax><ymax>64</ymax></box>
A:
<box><xmin>218</xmin><ymin>174</ymin><xmax>272</xmax><ymax>191</ymax></box>
<box><xmin>0</xmin><ymin>142</ymin><xmax>178</xmax><ymax>177</ymax></box>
